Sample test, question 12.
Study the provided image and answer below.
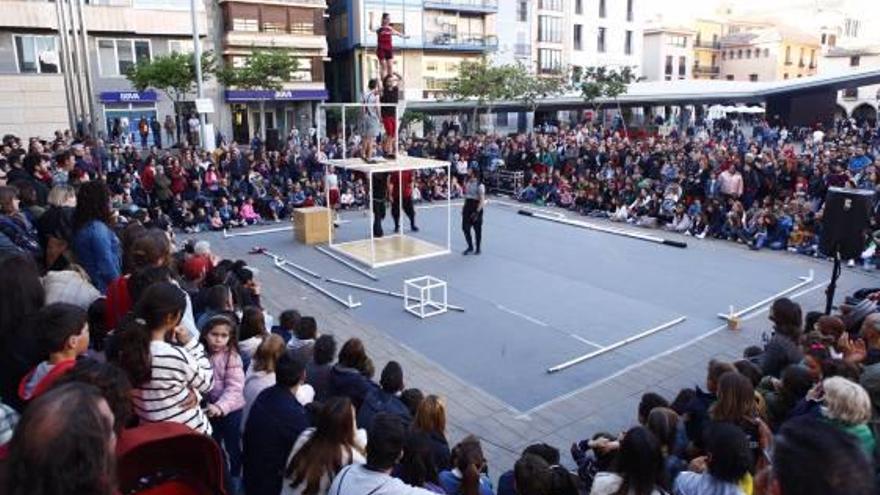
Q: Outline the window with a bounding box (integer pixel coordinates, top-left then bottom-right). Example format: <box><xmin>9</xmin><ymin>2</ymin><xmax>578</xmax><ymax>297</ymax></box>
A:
<box><xmin>626</xmin><ymin>0</ymin><xmax>634</xmax><ymax>21</ymax></box>
<box><xmin>517</xmin><ymin>0</ymin><xmax>528</xmax><ymax>22</ymax></box>
<box><xmin>821</xmin><ymin>33</ymin><xmax>827</xmax><ymax>44</ymax></box>
<box><xmin>538</xmin><ymin>0</ymin><xmax>562</xmax><ymax>11</ymax></box>
<box><xmin>722</xmin><ymin>51</ymin><xmax>726</xmax><ymax>60</ymax></box>
<box><xmin>597</xmin><ymin>27</ymin><xmax>606</xmax><ymax>53</ymax></box>
<box><xmin>167</xmin><ymin>39</ymin><xmax>193</xmax><ymax>54</ymax></box>
<box><xmin>573</xmin><ymin>25</ymin><xmax>582</xmax><ymax>50</ymax></box>
<box><xmin>749</xmin><ymin>74</ymin><xmax>758</xmax><ymax>81</ymax></box>
<box><xmin>678</xmin><ymin>56</ymin><xmax>686</xmax><ymax>78</ymax></box>
<box><xmin>726</xmin><ymin>75</ymin><xmax>734</xmax><ymax>80</ymax></box>
<box><xmin>843</xmin><ymin>88</ymin><xmax>858</xmax><ymax>99</ymax></box>
<box><xmin>667</xmin><ymin>35</ymin><xmax>687</xmax><ymax>48</ymax></box>
<box><xmin>850</xmin><ymin>55</ymin><xmax>860</xmax><ymax>67</ymax></box>
<box><xmin>809</xmin><ymin>49</ymin><xmax>816</xmax><ymax>68</ymax></box>
<box><xmin>13</xmin><ymin>35</ymin><xmax>59</xmax><ymax>74</ymax></box>
<box><xmin>599</xmin><ymin>0</ymin><xmax>606</xmax><ymax>18</ymax></box>
<box><xmin>783</xmin><ymin>73</ymin><xmax>788</xmax><ymax>79</ymax></box>
<box><xmin>575</xmin><ymin>0</ymin><xmax>582</xmax><ymax>15</ymax></box>
<box><xmin>624</xmin><ymin>30</ymin><xmax>633</xmax><ymax>55</ymax></box>
<box><xmin>763</xmin><ymin>48</ymin><xmax>769</xmax><ymax>57</ymax></box>
<box><xmin>496</xmin><ymin>112</ymin><xmax>509</xmax><ymax>127</ymax></box>
<box><xmin>664</xmin><ymin>55</ymin><xmax>672</xmax><ymax>80</ymax></box>
<box><xmin>828</xmin><ymin>34</ymin><xmax>837</xmax><ymax>47</ymax></box>
<box><xmin>746</xmin><ymin>49</ymin><xmax>751</xmax><ymax>59</ymax></box>
<box><xmin>290</xmin><ymin>58</ymin><xmax>312</xmax><ymax>82</ymax></box>
<box><xmin>798</xmin><ymin>47</ymin><xmax>804</xmax><ymax>67</ymax></box>
<box><xmin>737</xmin><ymin>49</ymin><xmax>742</xmax><ymax>59</ymax></box>
<box><xmin>97</xmin><ymin>39</ymin><xmax>151</xmax><ymax>76</ymax></box>
<box><xmin>538</xmin><ymin>48</ymin><xmax>562</xmax><ymax>73</ymax></box>
<box><xmin>754</xmin><ymin>48</ymin><xmax>760</xmax><ymax>58</ymax></box>
<box><xmin>262</xmin><ymin>6</ymin><xmax>287</xmax><ymax>33</ymax></box>
<box><xmin>784</xmin><ymin>46</ymin><xmax>791</xmax><ymax>64</ymax></box>
<box><xmin>233</xmin><ymin>16</ymin><xmax>259</xmax><ymax>31</ymax></box>
<box><xmin>426</xmin><ymin>61</ymin><xmax>438</xmax><ymax>72</ymax></box>
<box><xmin>538</xmin><ymin>16</ymin><xmax>562</xmax><ymax>43</ymax></box>
<box><xmin>845</xmin><ymin>18</ymin><xmax>860</xmax><ymax>38</ymax></box>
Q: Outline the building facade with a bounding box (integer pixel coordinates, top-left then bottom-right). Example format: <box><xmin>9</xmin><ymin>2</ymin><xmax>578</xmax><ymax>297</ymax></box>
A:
<box><xmin>691</xmin><ymin>19</ymin><xmax>725</xmax><ymax>80</ymax></box>
<box><xmin>641</xmin><ymin>26</ymin><xmax>695</xmax><ymax>82</ymax></box>
<box><xmin>563</xmin><ymin>0</ymin><xmax>642</xmax><ymax>76</ymax></box>
<box><xmin>214</xmin><ymin>0</ymin><xmax>329</xmax><ymax>144</ymax></box>
<box><xmin>718</xmin><ymin>28</ymin><xmax>818</xmax><ymax>82</ymax></box>
<box><xmin>326</xmin><ymin>0</ymin><xmax>497</xmax><ymax>104</ymax></box>
<box><xmin>492</xmin><ymin>0</ymin><xmax>530</xmax><ymax>66</ymax></box>
<box><xmin>0</xmin><ymin>0</ymin><xmax>212</xmax><ymax>142</ymax></box>
<box><xmin>821</xmin><ymin>46</ymin><xmax>880</xmax><ymax>122</ymax></box>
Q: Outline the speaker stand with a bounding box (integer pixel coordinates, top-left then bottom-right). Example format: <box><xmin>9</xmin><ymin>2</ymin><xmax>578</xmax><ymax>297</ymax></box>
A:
<box><xmin>825</xmin><ymin>251</ymin><xmax>842</xmax><ymax>315</ymax></box>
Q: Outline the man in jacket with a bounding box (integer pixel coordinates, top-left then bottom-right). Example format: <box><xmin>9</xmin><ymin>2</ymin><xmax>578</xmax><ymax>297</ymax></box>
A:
<box><xmin>242</xmin><ymin>351</ymin><xmax>310</xmax><ymax>495</ymax></box>
<box><xmin>357</xmin><ymin>361</ymin><xmax>411</xmax><ymax>430</ymax></box>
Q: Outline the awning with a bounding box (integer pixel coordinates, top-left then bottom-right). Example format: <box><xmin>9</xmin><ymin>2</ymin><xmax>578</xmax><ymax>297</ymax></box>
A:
<box><xmin>225</xmin><ymin>89</ymin><xmax>329</xmax><ymax>102</ymax></box>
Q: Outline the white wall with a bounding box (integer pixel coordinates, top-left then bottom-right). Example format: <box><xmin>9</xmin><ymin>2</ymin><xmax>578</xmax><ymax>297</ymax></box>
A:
<box><xmin>821</xmin><ymin>52</ymin><xmax>880</xmax><ymax>116</ymax></box>
<box><xmin>567</xmin><ymin>0</ymin><xmax>643</xmax><ymax>74</ymax></box>
<box><xmin>0</xmin><ymin>74</ymin><xmax>69</xmax><ymax>138</ymax></box>
<box><xmin>641</xmin><ymin>31</ymin><xmax>692</xmax><ymax>81</ymax></box>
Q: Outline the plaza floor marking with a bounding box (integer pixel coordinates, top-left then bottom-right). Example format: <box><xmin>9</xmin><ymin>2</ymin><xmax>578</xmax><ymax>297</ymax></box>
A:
<box><xmin>514</xmin><ymin>280</ymin><xmax>828</xmax><ymax>419</ymax></box>
<box><xmin>496</xmin><ymin>303</ymin><xmax>549</xmax><ymax>327</ymax></box>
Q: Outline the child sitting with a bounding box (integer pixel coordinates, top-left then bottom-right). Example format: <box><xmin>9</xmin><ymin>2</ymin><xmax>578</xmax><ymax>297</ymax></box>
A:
<box><xmin>18</xmin><ymin>303</ymin><xmax>89</xmax><ymax>402</ymax></box>
<box><xmin>239</xmin><ymin>198</ymin><xmax>262</xmax><ymax>225</ymax></box>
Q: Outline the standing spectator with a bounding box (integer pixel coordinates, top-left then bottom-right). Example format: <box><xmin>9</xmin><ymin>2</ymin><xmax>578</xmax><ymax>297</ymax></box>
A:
<box><xmin>412</xmin><ymin>395</ymin><xmax>451</xmax><ymax>471</ymax></box>
<box><xmin>115</xmin><ymin>282</ymin><xmax>214</xmax><ymax>434</ymax></box>
<box><xmin>328</xmin><ymin>413</ymin><xmax>438</xmax><ymax>495</ymax></box>
<box><xmin>282</xmin><ymin>397</ymin><xmax>367</xmax><ymax>495</ymax></box>
<box><xmin>0</xmin><ymin>255</ymin><xmax>45</xmax><ymax>412</ymax></box>
<box><xmin>307</xmin><ymin>334</ymin><xmax>337</xmax><ymax>402</ymax></box>
<box><xmin>201</xmin><ymin>314</ymin><xmax>246</xmax><ymax>491</ymax></box>
<box><xmin>150</xmin><ymin>116</ymin><xmax>162</xmax><ymax>149</ymax></box>
<box><xmin>72</xmin><ymin>181</ymin><xmax>121</xmax><ymax>293</ymax></box>
<box><xmin>718</xmin><ymin>166</ymin><xmax>744</xmax><ymax>200</ymax></box>
<box><xmin>243</xmin><ymin>351</ymin><xmax>311</xmax><ymax>495</ymax></box>
<box><xmin>138</xmin><ymin>115</ymin><xmax>150</xmax><ymax>149</ymax></box>
<box><xmin>5</xmin><ymin>383</ymin><xmax>117</xmax><ymax>495</ymax></box>
<box><xmin>163</xmin><ymin>114</ymin><xmax>176</xmax><ymax>146</ymax></box>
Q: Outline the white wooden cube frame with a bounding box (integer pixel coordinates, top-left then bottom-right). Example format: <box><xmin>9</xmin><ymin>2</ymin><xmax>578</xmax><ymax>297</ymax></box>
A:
<box><xmin>404</xmin><ymin>276</ymin><xmax>448</xmax><ymax>319</ymax></box>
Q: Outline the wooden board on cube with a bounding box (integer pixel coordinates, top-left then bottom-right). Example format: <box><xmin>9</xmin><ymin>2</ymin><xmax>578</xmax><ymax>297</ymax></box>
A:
<box><xmin>293</xmin><ymin>207</ymin><xmax>330</xmax><ymax>245</ymax></box>
<box><xmin>333</xmin><ymin>235</ymin><xmax>447</xmax><ymax>267</ymax></box>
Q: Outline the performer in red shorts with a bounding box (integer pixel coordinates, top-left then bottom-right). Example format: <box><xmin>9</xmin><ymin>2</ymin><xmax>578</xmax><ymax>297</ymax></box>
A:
<box><xmin>380</xmin><ymin>73</ymin><xmax>402</xmax><ymax>159</ymax></box>
<box><xmin>376</xmin><ymin>13</ymin><xmax>408</xmax><ymax>79</ymax></box>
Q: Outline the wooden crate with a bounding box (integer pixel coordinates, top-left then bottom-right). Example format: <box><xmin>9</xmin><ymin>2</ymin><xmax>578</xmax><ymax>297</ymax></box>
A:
<box><xmin>293</xmin><ymin>207</ymin><xmax>330</xmax><ymax>245</ymax></box>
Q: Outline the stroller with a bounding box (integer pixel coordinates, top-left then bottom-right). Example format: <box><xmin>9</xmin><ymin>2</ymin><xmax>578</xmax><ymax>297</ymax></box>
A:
<box><xmin>116</xmin><ymin>422</ymin><xmax>226</xmax><ymax>495</ymax></box>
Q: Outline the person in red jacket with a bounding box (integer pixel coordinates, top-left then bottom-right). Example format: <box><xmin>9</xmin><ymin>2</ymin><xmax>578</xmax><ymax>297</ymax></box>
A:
<box><xmin>18</xmin><ymin>303</ymin><xmax>89</xmax><ymax>403</ymax></box>
<box><xmin>376</xmin><ymin>12</ymin><xmax>409</xmax><ymax>79</ymax></box>
<box><xmin>389</xmin><ymin>169</ymin><xmax>418</xmax><ymax>233</ymax></box>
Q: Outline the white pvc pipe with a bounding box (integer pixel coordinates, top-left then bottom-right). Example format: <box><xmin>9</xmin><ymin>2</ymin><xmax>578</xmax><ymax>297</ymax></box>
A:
<box><xmin>223</xmin><ymin>225</ymin><xmax>293</xmax><ymax>238</ymax></box>
<box><xmin>325</xmin><ymin>277</ymin><xmax>465</xmax><ymax>312</ymax></box>
<box><xmin>315</xmin><ymin>246</ymin><xmax>380</xmax><ymax>281</ymax></box>
<box><xmin>717</xmin><ymin>270</ymin><xmax>814</xmax><ymax>321</ymax></box>
<box><xmin>547</xmin><ymin>316</ymin><xmax>687</xmax><ymax>373</ymax></box>
<box><xmin>274</xmin><ymin>260</ymin><xmax>360</xmax><ymax>309</ymax></box>
<box><xmin>258</xmin><ymin>250</ymin><xmax>322</xmax><ymax>279</ymax></box>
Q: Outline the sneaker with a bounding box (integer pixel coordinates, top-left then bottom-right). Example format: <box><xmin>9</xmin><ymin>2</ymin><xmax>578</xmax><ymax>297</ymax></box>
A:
<box><xmin>411</xmin><ymin>225</ymin><xmax>420</xmax><ymax>232</ymax></box>
<box><xmin>463</xmin><ymin>248</ymin><xmax>473</xmax><ymax>255</ymax></box>
<box><xmin>475</xmin><ymin>248</ymin><xmax>481</xmax><ymax>255</ymax></box>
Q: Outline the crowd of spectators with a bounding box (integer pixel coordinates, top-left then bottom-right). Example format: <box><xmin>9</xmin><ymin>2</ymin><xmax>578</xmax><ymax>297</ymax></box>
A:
<box><xmin>0</xmin><ymin>116</ymin><xmax>879</xmax><ymax>495</ymax></box>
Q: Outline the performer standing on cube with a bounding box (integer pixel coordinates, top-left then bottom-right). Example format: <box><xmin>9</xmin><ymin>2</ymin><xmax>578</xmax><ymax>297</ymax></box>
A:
<box><xmin>389</xmin><ymin>169</ymin><xmax>417</xmax><ymax>234</ymax></box>
<box><xmin>371</xmin><ymin>171</ymin><xmax>389</xmax><ymax>238</ymax></box>
<box><xmin>376</xmin><ymin>13</ymin><xmax>408</xmax><ymax>79</ymax></box>
<box><xmin>462</xmin><ymin>167</ymin><xmax>485</xmax><ymax>255</ymax></box>
<box><xmin>360</xmin><ymin>79</ymin><xmax>381</xmax><ymax>163</ymax></box>
<box><xmin>380</xmin><ymin>73</ymin><xmax>402</xmax><ymax>160</ymax></box>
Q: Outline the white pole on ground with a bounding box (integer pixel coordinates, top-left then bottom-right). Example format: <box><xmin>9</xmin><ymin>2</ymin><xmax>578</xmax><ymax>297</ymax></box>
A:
<box><xmin>547</xmin><ymin>316</ymin><xmax>688</xmax><ymax>373</ymax></box>
<box><xmin>221</xmin><ymin>225</ymin><xmax>293</xmax><ymax>238</ymax></box>
<box><xmin>717</xmin><ymin>270</ymin><xmax>815</xmax><ymax>321</ymax></box>
<box><xmin>258</xmin><ymin>249</ymin><xmax>322</xmax><ymax>279</ymax></box>
<box><xmin>315</xmin><ymin>245</ymin><xmax>379</xmax><ymax>281</ymax></box>
<box><xmin>274</xmin><ymin>260</ymin><xmax>360</xmax><ymax>309</ymax></box>
<box><xmin>325</xmin><ymin>278</ymin><xmax>466</xmax><ymax>312</ymax></box>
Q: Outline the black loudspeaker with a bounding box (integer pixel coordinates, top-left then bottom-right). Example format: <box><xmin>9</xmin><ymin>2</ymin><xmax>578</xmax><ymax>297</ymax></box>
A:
<box><xmin>820</xmin><ymin>187</ymin><xmax>874</xmax><ymax>259</ymax></box>
<box><xmin>265</xmin><ymin>128</ymin><xmax>280</xmax><ymax>152</ymax></box>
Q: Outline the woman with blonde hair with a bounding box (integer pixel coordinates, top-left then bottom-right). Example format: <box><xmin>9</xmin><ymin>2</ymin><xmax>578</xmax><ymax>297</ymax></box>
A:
<box><xmin>413</xmin><ymin>394</ymin><xmax>451</xmax><ymax>470</ymax></box>
<box><xmin>242</xmin><ymin>334</ymin><xmax>315</xmax><ymax>426</ymax></box>
<box><xmin>821</xmin><ymin>376</ymin><xmax>876</xmax><ymax>455</ymax></box>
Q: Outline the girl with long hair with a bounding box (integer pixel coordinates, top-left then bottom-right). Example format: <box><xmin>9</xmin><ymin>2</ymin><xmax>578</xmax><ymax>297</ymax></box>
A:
<box><xmin>72</xmin><ymin>180</ymin><xmax>120</xmax><ymax>293</ymax></box>
<box><xmin>413</xmin><ymin>394</ymin><xmax>451</xmax><ymax>471</ymax></box>
<box><xmin>438</xmin><ymin>435</ymin><xmax>494</xmax><ymax>495</ymax></box>
<box><xmin>238</xmin><ymin>305</ymin><xmax>267</xmax><ymax>370</ymax></box>
<box><xmin>115</xmin><ymin>281</ymin><xmax>214</xmax><ymax>434</ymax></box>
<box><xmin>709</xmin><ymin>371</ymin><xmax>772</xmax><ymax>473</ymax></box>
<box><xmin>283</xmin><ymin>397</ymin><xmax>366</xmax><ymax>495</ymax></box>
<box><xmin>0</xmin><ymin>254</ymin><xmax>45</xmax><ymax>411</ymax></box>
<box><xmin>399</xmin><ymin>431</ymin><xmax>446</xmax><ymax>493</ymax></box>
<box><xmin>590</xmin><ymin>427</ymin><xmax>667</xmax><ymax>495</ymax></box>
<box><xmin>201</xmin><ymin>314</ymin><xmax>245</xmax><ymax>486</ymax></box>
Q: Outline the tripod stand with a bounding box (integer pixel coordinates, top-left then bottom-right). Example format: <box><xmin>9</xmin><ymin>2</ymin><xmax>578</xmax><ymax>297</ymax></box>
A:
<box><xmin>825</xmin><ymin>249</ymin><xmax>842</xmax><ymax>315</ymax></box>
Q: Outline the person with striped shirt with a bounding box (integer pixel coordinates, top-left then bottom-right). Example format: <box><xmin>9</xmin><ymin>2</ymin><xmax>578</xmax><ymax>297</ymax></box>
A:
<box><xmin>115</xmin><ymin>281</ymin><xmax>214</xmax><ymax>435</ymax></box>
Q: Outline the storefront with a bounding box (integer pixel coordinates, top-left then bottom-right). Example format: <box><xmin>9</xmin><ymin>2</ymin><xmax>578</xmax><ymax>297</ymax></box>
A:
<box><xmin>225</xmin><ymin>89</ymin><xmax>328</xmax><ymax>145</ymax></box>
<box><xmin>100</xmin><ymin>90</ymin><xmax>160</xmax><ymax>146</ymax></box>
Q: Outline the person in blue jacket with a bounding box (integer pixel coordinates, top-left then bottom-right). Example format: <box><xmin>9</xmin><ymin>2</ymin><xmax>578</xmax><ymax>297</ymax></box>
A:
<box><xmin>329</xmin><ymin>338</ymin><xmax>377</xmax><ymax>410</ymax></box>
<box><xmin>243</xmin><ymin>350</ymin><xmax>310</xmax><ymax>495</ymax></box>
<box><xmin>358</xmin><ymin>360</ymin><xmax>412</xmax><ymax>430</ymax></box>
<box><xmin>72</xmin><ymin>181</ymin><xmax>120</xmax><ymax>293</ymax></box>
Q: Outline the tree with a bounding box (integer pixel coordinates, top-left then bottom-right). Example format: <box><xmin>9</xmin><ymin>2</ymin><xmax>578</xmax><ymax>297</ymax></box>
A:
<box><xmin>578</xmin><ymin>66</ymin><xmax>638</xmax><ymax>132</ymax></box>
<box><xmin>509</xmin><ymin>64</ymin><xmax>566</xmax><ymax>130</ymax></box>
<box><xmin>125</xmin><ymin>51</ymin><xmax>216</xmax><ymax>144</ymax></box>
<box><xmin>217</xmin><ymin>50</ymin><xmax>299</xmax><ymax>140</ymax></box>
<box><xmin>445</xmin><ymin>58</ymin><xmax>520</xmax><ymax>132</ymax></box>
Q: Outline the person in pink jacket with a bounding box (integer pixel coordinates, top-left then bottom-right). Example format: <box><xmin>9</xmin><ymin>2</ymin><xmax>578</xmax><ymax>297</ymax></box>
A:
<box><xmin>201</xmin><ymin>314</ymin><xmax>246</xmax><ymax>492</ymax></box>
<box><xmin>239</xmin><ymin>197</ymin><xmax>261</xmax><ymax>225</ymax></box>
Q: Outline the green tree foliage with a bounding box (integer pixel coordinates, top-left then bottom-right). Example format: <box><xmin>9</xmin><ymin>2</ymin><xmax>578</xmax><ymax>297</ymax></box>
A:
<box><xmin>578</xmin><ymin>66</ymin><xmax>638</xmax><ymax>125</ymax></box>
<box><xmin>509</xmin><ymin>63</ymin><xmax>567</xmax><ymax>115</ymax></box>
<box><xmin>217</xmin><ymin>50</ymin><xmax>300</xmax><ymax>139</ymax></box>
<box><xmin>445</xmin><ymin>57</ymin><xmax>520</xmax><ymax>131</ymax></box>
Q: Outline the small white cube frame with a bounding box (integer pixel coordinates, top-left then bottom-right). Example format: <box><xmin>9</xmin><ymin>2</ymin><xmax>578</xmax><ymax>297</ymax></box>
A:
<box><xmin>404</xmin><ymin>276</ymin><xmax>448</xmax><ymax>319</ymax></box>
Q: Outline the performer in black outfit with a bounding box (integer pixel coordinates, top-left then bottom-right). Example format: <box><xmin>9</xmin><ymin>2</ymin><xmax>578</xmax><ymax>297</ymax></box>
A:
<box><xmin>462</xmin><ymin>167</ymin><xmax>485</xmax><ymax>255</ymax></box>
<box><xmin>371</xmin><ymin>171</ymin><xmax>388</xmax><ymax>237</ymax></box>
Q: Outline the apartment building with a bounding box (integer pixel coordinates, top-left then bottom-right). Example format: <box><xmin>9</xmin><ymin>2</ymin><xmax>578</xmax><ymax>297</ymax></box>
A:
<box><xmin>718</xmin><ymin>28</ymin><xmax>818</xmax><ymax>82</ymax></box>
<box><xmin>822</xmin><ymin>46</ymin><xmax>879</xmax><ymax>122</ymax></box>
<box><xmin>214</xmin><ymin>0</ymin><xmax>328</xmax><ymax>143</ymax></box>
<box><xmin>494</xmin><ymin>0</ymin><xmax>531</xmax><ymax>66</ymax></box>
<box><xmin>0</xmin><ymin>0</ymin><xmax>211</xmax><ymax>141</ymax></box>
<box><xmin>691</xmin><ymin>19</ymin><xmax>725</xmax><ymax>80</ymax></box>
<box><xmin>642</xmin><ymin>26</ymin><xmax>695</xmax><ymax>82</ymax></box>
<box><xmin>564</xmin><ymin>0</ymin><xmax>642</xmax><ymax>76</ymax></box>
<box><xmin>325</xmin><ymin>0</ymin><xmax>497</xmax><ymax>103</ymax></box>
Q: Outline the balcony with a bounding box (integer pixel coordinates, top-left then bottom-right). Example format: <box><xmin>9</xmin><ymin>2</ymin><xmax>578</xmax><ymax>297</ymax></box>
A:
<box><xmin>224</xmin><ymin>30</ymin><xmax>327</xmax><ymax>54</ymax></box>
<box><xmin>694</xmin><ymin>40</ymin><xmax>721</xmax><ymax>49</ymax></box>
<box><xmin>423</xmin><ymin>0</ymin><xmax>497</xmax><ymax>13</ymax></box>
<box><xmin>693</xmin><ymin>65</ymin><xmax>720</xmax><ymax>75</ymax></box>
<box><xmin>424</xmin><ymin>31</ymin><xmax>498</xmax><ymax>51</ymax></box>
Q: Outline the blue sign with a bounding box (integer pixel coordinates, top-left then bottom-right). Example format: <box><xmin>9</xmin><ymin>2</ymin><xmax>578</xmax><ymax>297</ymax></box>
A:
<box><xmin>99</xmin><ymin>91</ymin><xmax>158</xmax><ymax>103</ymax></box>
<box><xmin>225</xmin><ymin>89</ymin><xmax>329</xmax><ymax>102</ymax></box>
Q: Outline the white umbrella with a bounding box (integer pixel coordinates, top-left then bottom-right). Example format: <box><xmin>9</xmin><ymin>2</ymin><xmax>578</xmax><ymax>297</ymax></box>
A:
<box><xmin>747</xmin><ymin>106</ymin><xmax>766</xmax><ymax>113</ymax></box>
